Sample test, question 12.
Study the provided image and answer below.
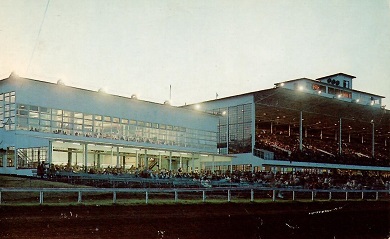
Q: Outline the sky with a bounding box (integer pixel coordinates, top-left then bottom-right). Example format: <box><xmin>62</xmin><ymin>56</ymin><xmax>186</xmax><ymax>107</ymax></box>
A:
<box><xmin>1</xmin><ymin>0</ymin><xmax>390</xmax><ymax>107</ymax></box>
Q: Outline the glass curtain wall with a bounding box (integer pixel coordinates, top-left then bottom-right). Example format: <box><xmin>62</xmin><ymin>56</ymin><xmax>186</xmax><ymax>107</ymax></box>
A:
<box><xmin>211</xmin><ymin>103</ymin><xmax>252</xmax><ymax>154</ymax></box>
<box><xmin>14</xmin><ymin>104</ymin><xmax>217</xmax><ymax>151</ymax></box>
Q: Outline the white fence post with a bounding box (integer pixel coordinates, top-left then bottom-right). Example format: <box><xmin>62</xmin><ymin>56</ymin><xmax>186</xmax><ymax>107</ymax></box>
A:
<box><xmin>39</xmin><ymin>191</ymin><xmax>44</xmax><ymax>204</ymax></box>
<box><xmin>78</xmin><ymin>191</ymin><xmax>82</xmax><ymax>203</ymax></box>
<box><xmin>202</xmin><ymin>191</ymin><xmax>206</xmax><ymax>202</ymax></box>
<box><xmin>113</xmin><ymin>191</ymin><xmax>117</xmax><ymax>204</ymax></box>
<box><xmin>292</xmin><ymin>191</ymin><xmax>295</xmax><ymax>201</ymax></box>
<box><xmin>345</xmin><ymin>192</ymin><xmax>348</xmax><ymax>201</ymax></box>
<box><xmin>174</xmin><ymin>190</ymin><xmax>178</xmax><ymax>203</ymax></box>
<box><xmin>376</xmin><ymin>192</ymin><xmax>379</xmax><ymax>201</ymax></box>
<box><xmin>250</xmin><ymin>189</ymin><xmax>254</xmax><ymax>202</ymax></box>
<box><xmin>145</xmin><ymin>191</ymin><xmax>149</xmax><ymax>204</ymax></box>
<box><xmin>272</xmin><ymin>190</ymin><xmax>276</xmax><ymax>202</ymax></box>
<box><xmin>329</xmin><ymin>191</ymin><xmax>332</xmax><ymax>200</ymax></box>
<box><xmin>361</xmin><ymin>191</ymin><xmax>364</xmax><ymax>200</ymax></box>
<box><xmin>311</xmin><ymin>191</ymin><xmax>315</xmax><ymax>201</ymax></box>
<box><xmin>227</xmin><ymin>190</ymin><xmax>231</xmax><ymax>202</ymax></box>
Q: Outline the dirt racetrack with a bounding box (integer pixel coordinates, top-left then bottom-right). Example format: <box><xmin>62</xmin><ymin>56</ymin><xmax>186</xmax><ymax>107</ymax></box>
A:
<box><xmin>1</xmin><ymin>201</ymin><xmax>389</xmax><ymax>239</ymax></box>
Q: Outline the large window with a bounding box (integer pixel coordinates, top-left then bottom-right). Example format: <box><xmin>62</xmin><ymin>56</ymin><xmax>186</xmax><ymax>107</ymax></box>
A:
<box><xmin>0</xmin><ymin>91</ymin><xmax>16</xmax><ymax>130</ymax></box>
<box><xmin>14</xmin><ymin>103</ymin><xmax>217</xmax><ymax>151</ymax></box>
<box><xmin>213</xmin><ymin>103</ymin><xmax>252</xmax><ymax>154</ymax></box>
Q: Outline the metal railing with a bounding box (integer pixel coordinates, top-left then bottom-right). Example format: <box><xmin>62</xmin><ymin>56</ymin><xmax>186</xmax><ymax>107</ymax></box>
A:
<box><xmin>0</xmin><ymin>187</ymin><xmax>389</xmax><ymax>205</ymax></box>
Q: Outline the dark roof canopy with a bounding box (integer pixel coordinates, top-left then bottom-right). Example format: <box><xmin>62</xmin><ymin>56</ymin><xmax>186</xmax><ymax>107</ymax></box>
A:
<box><xmin>254</xmin><ymin>88</ymin><xmax>389</xmax><ymax>139</ymax></box>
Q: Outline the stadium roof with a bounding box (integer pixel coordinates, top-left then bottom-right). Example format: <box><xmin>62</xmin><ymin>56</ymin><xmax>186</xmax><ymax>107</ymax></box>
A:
<box><xmin>254</xmin><ymin>87</ymin><xmax>390</xmax><ymax>139</ymax></box>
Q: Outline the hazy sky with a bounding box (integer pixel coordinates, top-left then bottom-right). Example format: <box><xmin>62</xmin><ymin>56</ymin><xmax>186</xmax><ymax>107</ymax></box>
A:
<box><xmin>1</xmin><ymin>0</ymin><xmax>389</xmax><ymax>107</ymax></box>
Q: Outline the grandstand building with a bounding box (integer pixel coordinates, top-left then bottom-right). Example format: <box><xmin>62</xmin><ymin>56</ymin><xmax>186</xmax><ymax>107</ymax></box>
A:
<box><xmin>0</xmin><ymin>72</ymin><xmax>389</xmax><ymax>176</ymax></box>
<box><xmin>0</xmin><ymin>73</ymin><xmax>232</xmax><ymax>176</ymax></box>
<box><xmin>184</xmin><ymin>73</ymin><xmax>389</xmax><ymax>173</ymax></box>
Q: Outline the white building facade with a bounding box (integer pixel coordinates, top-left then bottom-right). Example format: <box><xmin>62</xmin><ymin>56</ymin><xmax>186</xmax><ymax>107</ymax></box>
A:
<box><xmin>0</xmin><ymin>74</ymin><xmax>231</xmax><ymax>176</ymax></box>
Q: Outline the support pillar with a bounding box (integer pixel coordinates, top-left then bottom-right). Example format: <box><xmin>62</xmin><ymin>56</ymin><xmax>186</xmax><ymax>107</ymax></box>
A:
<box><xmin>136</xmin><ymin>150</ymin><xmax>139</xmax><ymax>168</ymax></box>
<box><xmin>169</xmin><ymin>151</ymin><xmax>172</xmax><ymax>171</ymax></box>
<box><xmin>372</xmin><ymin>122</ymin><xmax>375</xmax><ymax>158</ymax></box>
<box><xmin>110</xmin><ymin>147</ymin><xmax>114</xmax><ymax>167</ymax></box>
<box><xmin>144</xmin><ymin>149</ymin><xmax>148</xmax><ymax>169</ymax></box>
<box><xmin>191</xmin><ymin>153</ymin><xmax>195</xmax><ymax>172</ymax></box>
<box><xmin>212</xmin><ymin>155</ymin><xmax>215</xmax><ymax>173</ymax></box>
<box><xmin>14</xmin><ymin>146</ymin><xmax>18</xmax><ymax>169</ymax></box>
<box><xmin>299</xmin><ymin>111</ymin><xmax>303</xmax><ymax>151</ymax></box>
<box><xmin>48</xmin><ymin>141</ymin><xmax>53</xmax><ymax>165</ymax></box>
<box><xmin>339</xmin><ymin>118</ymin><xmax>342</xmax><ymax>155</ymax></box>
<box><xmin>116</xmin><ymin>147</ymin><xmax>120</xmax><ymax>168</ymax></box>
<box><xmin>159</xmin><ymin>152</ymin><xmax>162</xmax><ymax>170</ymax></box>
<box><xmin>67</xmin><ymin>149</ymin><xmax>72</xmax><ymax>168</ymax></box>
<box><xmin>84</xmin><ymin>144</ymin><xmax>88</xmax><ymax>172</ymax></box>
<box><xmin>97</xmin><ymin>152</ymin><xmax>101</xmax><ymax>168</ymax></box>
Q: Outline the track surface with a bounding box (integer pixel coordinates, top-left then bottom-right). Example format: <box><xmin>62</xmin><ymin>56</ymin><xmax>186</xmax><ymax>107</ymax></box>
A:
<box><xmin>1</xmin><ymin>201</ymin><xmax>389</xmax><ymax>239</ymax></box>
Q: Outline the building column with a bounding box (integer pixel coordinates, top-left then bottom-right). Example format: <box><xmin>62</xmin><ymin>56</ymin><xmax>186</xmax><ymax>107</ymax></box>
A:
<box><xmin>48</xmin><ymin>141</ymin><xmax>53</xmax><ymax>165</ymax></box>
<box><xmin>67</xmin><ymin>149</ymin><xmax>72</xmax><ymax>168</ymax></box>
<box><xmin>191</xmin><ymin>153</ymin><xmax>195</xmax><ymax>172</ymax></box>
<box><xmin>84</xmin><ymin>144</ymin><xmax>88</xmax><ymax>172</ymax></box>
<box><xmin>136</xmin><ymin>150</ymin><xmax>139</xmax><ymax>168</ymax></box>
<box><xmin>14</xmin><ymin>146</ymin><xmax>18</xmax><ymax>169</ymax></box>
<box><xmin>251</xmin><ymin>101</ymin><xmax>256</xmax><ymax>155</ymax></box>
<box><xmin>339</xmin><ymin>118</ymin><xmax>342</xmax><ymax>155</ymax></box>
<box><xmin>169</xmin><ymin>151</ymin><xmax>172</xmax><ymax>171</ymax></box>
<box><xmin>299</xmin><ymin>111</ymin><xmax>303</xmax><ymax>151</ymax></box>
<box><xmin>110</xmin><ymin>146</ymin><xmax>114</xmax><ymax>167</ymax></box>
<box><xmin>179</xmin><ymin>155</ymin><xmax>182</xmax><ymax>169</ymax></box>
<box><xmin>226</xmin><ymin>110</ymin><xmax>230</xmax><ymax>155</ymax></box>
<box><xmin>372</xmin><ymin>121</ymin><xmax>375</xmax><ymax>158</ymax></box>
<box><xmin>97</xmin><ymin>152</ymin><xmax>101</xmax><ymax>168</ymax></box>
<box><xmin>116</xmin><ymin>146</ymin><xmax>120</xmax><ymax>168</ymax></box>
<box><xmin>288</xmin><ymin>124</ymin><xmax>291</xmax><ymax>136</ymax></box>
<box><xmin>158</xmin><ymin>152</ymin><xmax>162</xmax><ymax>170</ymax></box>
<box><xmin>212</xmin><ymin>155</ymin><xmax>215</xmax><ymax>173</ymax></box>
<box><xmin>144</xmin><ymin>149</ymin><xmax>148</xmax><ymax>169</ymax></box>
